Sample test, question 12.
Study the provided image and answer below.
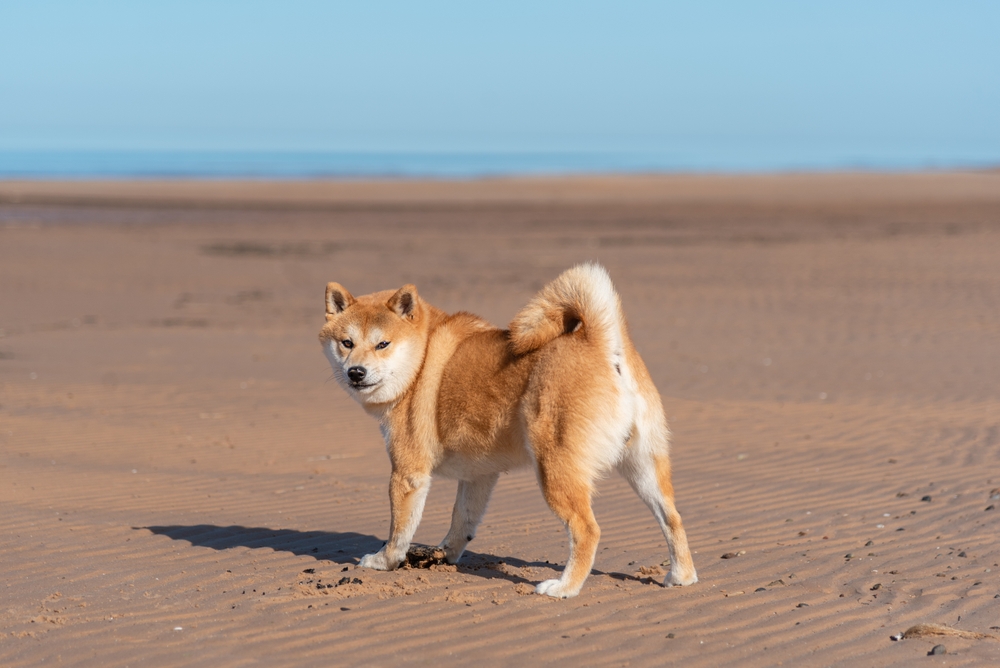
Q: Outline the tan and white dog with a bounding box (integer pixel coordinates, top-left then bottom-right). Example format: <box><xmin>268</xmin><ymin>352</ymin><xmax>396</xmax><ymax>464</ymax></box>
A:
<box><xmin>319</xmin><ymin>263</ymin><xmax>697</xmax><ymax>598</ymax></box>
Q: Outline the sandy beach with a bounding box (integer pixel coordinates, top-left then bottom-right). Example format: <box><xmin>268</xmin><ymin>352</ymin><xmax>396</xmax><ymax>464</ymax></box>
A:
<box><xmin>2</xmin><ymin>172</ymin><xmax>1000</xmax><ymax>665</ymax></box>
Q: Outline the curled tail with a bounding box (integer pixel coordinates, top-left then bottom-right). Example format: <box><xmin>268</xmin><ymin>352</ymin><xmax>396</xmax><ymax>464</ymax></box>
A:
<box><xmin>508</xmin><ymin>263</ymin><xmax>624</xmax><ymax>357</ymax></box>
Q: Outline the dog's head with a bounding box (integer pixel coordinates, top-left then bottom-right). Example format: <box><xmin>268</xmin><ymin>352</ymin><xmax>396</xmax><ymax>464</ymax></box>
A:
<box><xmin>318</xmin><ymin>282</ymin><xmax>427</xmax><ymax>406</ymax></box>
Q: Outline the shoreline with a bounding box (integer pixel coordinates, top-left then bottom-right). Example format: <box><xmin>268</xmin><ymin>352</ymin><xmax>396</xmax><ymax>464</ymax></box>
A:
<box><xmin>2</xmin><ymin>170</ymin><xmax>1000</xmax><ymax>207</ymax></box>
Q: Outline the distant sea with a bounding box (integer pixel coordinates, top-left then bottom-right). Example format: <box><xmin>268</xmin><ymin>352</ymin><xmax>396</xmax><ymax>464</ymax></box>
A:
<box><xmin>0</xmin><ymin>146</ymin><xmax>997</xmax><ymax>179</ymax></box>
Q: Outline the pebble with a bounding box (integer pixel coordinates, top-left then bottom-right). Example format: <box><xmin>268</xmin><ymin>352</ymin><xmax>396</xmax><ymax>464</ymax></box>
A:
<box><xmin>986</xmin><ymin>505</ymin><xmax>995</xmax><ymax>511</ymax></box>
<box><xmin>990</xmin><ymin>488</ymin><xmax>1000</xmax><ymax>500</ymax></box>
<box><xmin>796</xmin><ymin>603</ymin><xmax>809</xmax><ymax>608</ymax></box>
<box><xmin>865</xmin><ymin>540</ymin><xmax>874</xmax><ymax>547</ymax></box>
<box><xmin>890</xmin><ymin>633</ymin><xmax>902</xmax><ymax>641</ymax></box>
<box><xmin>870</xmin><ymin>583</ymin><xmax>882</xmax><ymax>591</ymax></box>
<box><xmin>755</xmin><ymin>587</ymin><xmax>766</xmax><ymax>592</ymax></box>
<box><xmin>958</xmin><ymin>551</ymin><xmax>967</xmax><ymax>558</ymax></box>
<box><xmin>929</xmin><ymin>644</ymin><xmax>946</xmax><ymax>656</ymax></box>
<box><xmin>921</xmin><ymin>495</ymin><xmax>932</xmax><ymax>502</ymax></box>
<box><xmin>666</xmin><ymin>633</ymin><xmax>675</xmax><ymax>639</ymax></box>
<box><xmin>845</xmin><ymin>553</ymin><xmax>855</xmax><ymax>559</ymax></box>
<box><xmin>721</xmin><ymin>552</ymin><xmax>738</xmax><ymax>559</ymax></box>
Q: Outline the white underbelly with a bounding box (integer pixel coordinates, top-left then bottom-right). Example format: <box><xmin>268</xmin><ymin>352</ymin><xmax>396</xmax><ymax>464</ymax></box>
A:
<box><xmin>432</xmin><ymin>446</ymin><xmax>533</xmax><ymax>480</ymax></box>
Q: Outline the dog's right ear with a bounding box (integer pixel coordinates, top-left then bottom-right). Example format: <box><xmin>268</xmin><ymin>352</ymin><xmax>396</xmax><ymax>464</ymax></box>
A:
<box><xmin>325</xmin><ymin>282</ymin><xmax>355</xmax><ymax>319</ymax></box>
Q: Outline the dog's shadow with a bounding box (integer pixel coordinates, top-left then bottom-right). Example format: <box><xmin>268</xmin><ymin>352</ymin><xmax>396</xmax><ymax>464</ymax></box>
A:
<box><xmin>138</xmin><ymin>524</ymin><xmax>649</xmax><ymax>587</ymax></box>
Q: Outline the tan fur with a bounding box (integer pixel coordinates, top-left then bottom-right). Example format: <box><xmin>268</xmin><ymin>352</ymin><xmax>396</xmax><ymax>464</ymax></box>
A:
<box><xmin>319</xmin><ymin>263</ymin><xmax>698</xmax><ymax>597</ymax></box>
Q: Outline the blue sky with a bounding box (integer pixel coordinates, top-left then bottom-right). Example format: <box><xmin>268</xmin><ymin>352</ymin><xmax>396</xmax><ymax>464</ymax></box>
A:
<box><xmin>1</xmin><ymin>1</ymin><xmax>997</xmax><ymax>165</ymax></box>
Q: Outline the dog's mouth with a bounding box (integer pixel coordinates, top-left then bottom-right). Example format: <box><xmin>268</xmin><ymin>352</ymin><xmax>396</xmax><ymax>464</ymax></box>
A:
<box><xmin>349</xmin><ymin>381</ymin><xmax>379</xmax><ymax>390</ymax></box>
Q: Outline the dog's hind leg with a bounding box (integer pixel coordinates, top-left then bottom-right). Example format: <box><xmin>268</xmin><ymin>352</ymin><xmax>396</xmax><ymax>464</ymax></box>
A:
<box><xmin>534</xmin><ymin>457</ymin><xmax>601</xmax><ymax>598</ymax></box>
<box><xmin>359</xmin><ymin>469</ymin><xmax>431</xmax><ymax>570</ymax></box>
<box><xmin>617</xmin><ymin>424</ymin><xmax>698</xmax><ymax>587</ymax></box>
<box><xmin>439</xmin><ymin>473</ymin><xmax>499</xmax><ymax>564</ymax></box>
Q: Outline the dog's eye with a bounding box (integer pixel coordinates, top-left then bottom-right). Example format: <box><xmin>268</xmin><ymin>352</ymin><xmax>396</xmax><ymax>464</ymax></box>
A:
<box><xmin>341</xmin><ymin>340</ymin><xmax>354</xmax><ymax>349</ymax></box>
<box><xmin>376</xmin><ymin>341</ymin><xmax>390</xmax><ymax>350</ymax></box>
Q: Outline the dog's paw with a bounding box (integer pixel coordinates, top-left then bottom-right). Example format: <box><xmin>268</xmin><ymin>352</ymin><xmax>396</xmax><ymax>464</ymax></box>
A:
<box><xmin>439</xmin><ymin>542</ymin><xmax>466</xmax><ymax>565</ymax></box>
<box><xmin>664</xmin><ymin>568</ymin><xmax>698</xmax><ymax>587</ymax></box>
<box><xmin>359</xmin><ymin>551</ymin><xmax>395</xmax><ymax>570</ymax></box>
<box><xmin>535</xmin><ymin>579</ymin><xmax>580</xmax><ymax>599</ymax></box>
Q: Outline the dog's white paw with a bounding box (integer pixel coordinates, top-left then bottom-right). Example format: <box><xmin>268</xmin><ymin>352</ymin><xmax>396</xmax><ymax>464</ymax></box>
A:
<box><xmin>535</xmin><ymin>579</ymin><xmax>579</xmax><ymax>599</ymax></box>
<box><xmin>664</xmin><ymin>569</ymin><xmax>698</xmax><ymax>587</ymax></box>
<box><xmin>440</xmin><ymin>544</ymin><xmax>465</xmax><ymax>565</ymax></box>
<box><xmin>359</xmin><ymin>551</ymin><xmax>395</xmax><ymax>570</ymax></box>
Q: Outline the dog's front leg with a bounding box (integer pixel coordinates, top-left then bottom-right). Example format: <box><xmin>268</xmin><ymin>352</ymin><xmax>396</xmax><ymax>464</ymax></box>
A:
<box><xmin>359</xmin><ymin>469</ymin><xmax>432</xmax><ymax>570</ymax></box>
<box><xmin>439</xmin><ymin>473</ymin><xmax>499</xmax><ymax>564</ymax></box>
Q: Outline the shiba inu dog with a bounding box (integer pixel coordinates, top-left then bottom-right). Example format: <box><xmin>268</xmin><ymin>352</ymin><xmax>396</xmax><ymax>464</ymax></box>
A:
<box><xmin>319</xmin><ymin>263</ymin><xmax>697</xmax><ymax>597</ymax></box>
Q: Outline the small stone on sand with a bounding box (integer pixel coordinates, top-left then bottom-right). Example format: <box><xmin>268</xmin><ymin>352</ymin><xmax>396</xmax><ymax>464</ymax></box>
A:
<box><xmin>929</xmin><ymin>644</ymin><xmax>946</xmax><ymax>655</ymax></box>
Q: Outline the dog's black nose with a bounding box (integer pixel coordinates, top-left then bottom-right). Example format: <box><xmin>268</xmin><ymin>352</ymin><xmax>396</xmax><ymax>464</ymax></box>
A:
<box><xmin>347</xmin><ymin>366</ymin><xmax>367</xmax><ymax>383</ymax></box>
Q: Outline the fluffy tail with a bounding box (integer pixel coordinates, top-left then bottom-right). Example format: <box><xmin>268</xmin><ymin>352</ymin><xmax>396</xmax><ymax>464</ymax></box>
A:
<box><xmin>508</xmin><ymin>263</ymin><xmax>624</xmax><ymax>357</ymax></box>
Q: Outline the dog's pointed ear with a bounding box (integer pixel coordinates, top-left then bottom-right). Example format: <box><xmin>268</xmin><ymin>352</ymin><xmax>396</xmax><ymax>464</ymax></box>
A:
<box><xmin>325</xmin><ymin>282</ymin><xmax>355</xmax><ymax>318</ymax></box>
<box><xmin>387</xmin><ymin>284</ymin><xmax>419</xmax><ymax>320</ymax></box>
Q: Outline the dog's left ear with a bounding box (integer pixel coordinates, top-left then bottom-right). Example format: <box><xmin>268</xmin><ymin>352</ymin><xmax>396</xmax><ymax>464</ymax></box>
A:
<box><xmin>387</xmin><ymin>284</ymin><xmax>419</xmax><ymax>320</ymax></box>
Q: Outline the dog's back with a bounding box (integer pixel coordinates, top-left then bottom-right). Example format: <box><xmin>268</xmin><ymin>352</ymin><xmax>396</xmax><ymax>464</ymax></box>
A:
<box><xmin>432</xmin><ymin>264</ymin><xmax>635</xmax><ymax>477</ymax></box>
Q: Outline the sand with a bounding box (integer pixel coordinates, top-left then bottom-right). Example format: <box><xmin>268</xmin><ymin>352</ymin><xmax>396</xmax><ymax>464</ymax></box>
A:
<box><xmin>2</xmin><ymin>172</ymin><xmax>999</xmax><ymax>665</ymax></box>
